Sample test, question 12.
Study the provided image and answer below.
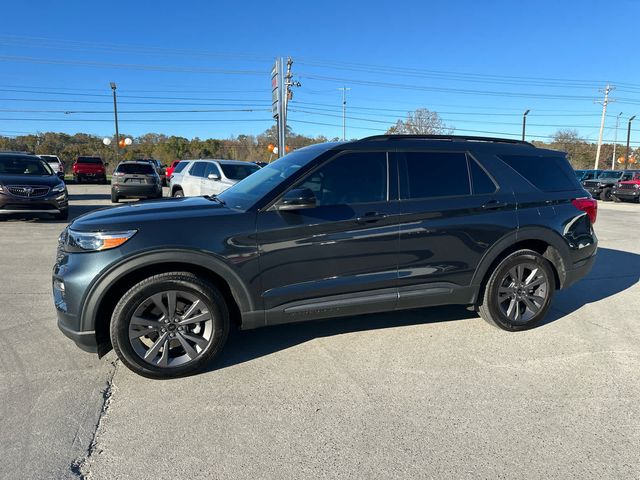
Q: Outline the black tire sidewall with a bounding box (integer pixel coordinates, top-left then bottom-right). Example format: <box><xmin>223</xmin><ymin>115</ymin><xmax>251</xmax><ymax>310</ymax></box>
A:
<box><xmin>110</xmin><ymin>273</ymin><xmax>229</xmax><ymax>379</ymax></box>
<box><xmin>484</xmin><ymin>251</ymin><xmax>555</xmax><ymax>331</ymax></box>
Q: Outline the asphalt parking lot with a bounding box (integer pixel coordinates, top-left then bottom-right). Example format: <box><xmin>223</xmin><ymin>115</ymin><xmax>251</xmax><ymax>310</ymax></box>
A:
<box><xmin>1</xmin><ymin>184</ymin><xmax>639</xmax><ymax>479</ymax></box>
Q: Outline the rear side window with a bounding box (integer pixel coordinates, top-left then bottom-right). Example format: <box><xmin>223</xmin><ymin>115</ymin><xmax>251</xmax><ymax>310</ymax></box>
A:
<box><xmin>220</xmin><ymin>163</ymin><xmax>260</xmax><ymax>180</ymax></box>
<box><xmin>469</xmin><ymin>158</ymin><xmax>497</xmax><ymax>194</ymax></box>
<box><xmin>116</xmin><ymin>163</ymin><xmax>155</xmax><ymax>174</ymax></box>
<box><xmin>189</xmin><ymin>162</ymin><xmax>206</xmax><ymax>178</ymax></box>
<box><xmin>499</xmin><ymin>155</ymin><xmax>579</xmax><ymax>192</ymax></box>
<box><xmin>173</xmin><ymin>161</ymin><xmax>188</xmax><ymax>173</ymax></box>
<box><xmin>399</xmin><ymin>152</ymin><xmax>470</xmax><ymax>199</ymax></box>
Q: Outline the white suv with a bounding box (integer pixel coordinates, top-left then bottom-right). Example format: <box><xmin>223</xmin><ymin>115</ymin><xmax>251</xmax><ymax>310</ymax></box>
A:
<box><xmin>39</xmin><ymin>154</ymin><xmax>64</xmax><ymax>177</ymax></box>
<box><xmin>169</xmin><ymin>159</ymin><xmax>259</xmax><ymax>197</ymax></box>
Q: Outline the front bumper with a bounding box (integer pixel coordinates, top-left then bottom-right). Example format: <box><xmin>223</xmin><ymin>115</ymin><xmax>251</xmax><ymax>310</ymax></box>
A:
<box><xmin>57</xmin><ymin>313</ymin><xmax>98</xmax><ymax>353</ymax></box>
<box><xmin>584</xmin><ymin>186</ymin><xmax>603</xmax><ymax>197</ymax></box>
<box><xmin>0</xmin><ymin>190</ymin><xmax>68</xmax><ymax>214</ymax></box>
<box><xmin>612</xmin><ymin>189</ymin><xmax>640</xmax><ymax>199</ymax></box>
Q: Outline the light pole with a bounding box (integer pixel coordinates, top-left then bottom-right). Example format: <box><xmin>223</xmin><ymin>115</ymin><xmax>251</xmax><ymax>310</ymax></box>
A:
<box><xmin>612</xmin><ymin>111</ymin><xmax>623</xmax><ymax>170</ymax></box>
<box><xmin>110</xmin><ymin>82</ymin><xmax>120</xmax><ymax>161</ymax></box>
<box><xmin>625</xmin><ymin>115</ymin><xmax>636</xmax><ymax>169</ymax></box>
<box><xmin>338</xmin><ymin>87</ymin><xmax>350</xmax><ymax>141</ymax></box>
<box><xmin>522</xmin><ymin>109</ymin><xmax>530</xmax><ymax>141</ymax></box>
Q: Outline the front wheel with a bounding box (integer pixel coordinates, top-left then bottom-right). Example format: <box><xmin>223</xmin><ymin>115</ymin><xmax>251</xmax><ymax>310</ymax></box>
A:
<box><xmin>173</xmin><ymin>189</ymin><xmax>184</xmax><ymax>198</ymax></box>
<box><xmin>478</xmin><ymin>249</ymin><xmax>555</xmax><ymax>331</ymax></box>
<box><xmin>110</xmin><ymin>272</ymin><xmax>230</xmax><ymax>379</ymax></box>
<box><xmin>600</xmin><ymin>188</ymin><xmax>612</xmax><ymax>201</ymax></box>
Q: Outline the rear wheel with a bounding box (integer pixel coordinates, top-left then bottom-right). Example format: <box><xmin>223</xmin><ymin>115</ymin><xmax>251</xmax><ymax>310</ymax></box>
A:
<box><xmin>110</xmin><ymin>272</ymin><xmax>229</xmax><ymax>379</ymax></box>
<box><xmin>173</xmin><ymin>188</ymin><xmax>184</xmax><ymax>198</ymax></box>
<box><xmin>600</xmin><ymin>187</ymin><xmax>612</xmax><ymax>201</ymax></box>
<box><xmin>478</xmin><ymin>249</ymin><xmax>555</xmax><ymax>331</ymax></box>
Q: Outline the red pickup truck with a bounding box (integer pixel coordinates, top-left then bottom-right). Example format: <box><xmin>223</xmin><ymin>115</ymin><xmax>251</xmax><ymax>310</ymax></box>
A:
<box><xmin>73</xmin><ymin>156</ymin><xmax>107</xmax><ymax>184</ymax></box>
<box><xmin>611</xmin><ymin>172</ymin><xmax>640</xmax><ymax>203</ymax></box>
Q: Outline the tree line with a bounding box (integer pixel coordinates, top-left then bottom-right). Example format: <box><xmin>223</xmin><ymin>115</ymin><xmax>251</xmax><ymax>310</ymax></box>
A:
<box><xmin>1</xmin><ymin>109</ymin><xmax>638</xmax><ymax>173</ymax></box>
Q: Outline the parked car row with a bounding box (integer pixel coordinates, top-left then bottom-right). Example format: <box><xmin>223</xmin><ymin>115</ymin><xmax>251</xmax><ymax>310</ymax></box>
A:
<box><xmin>577</xmin><ymin>169</ymin><xmax>640</xmax><ymax>202</ymax></box>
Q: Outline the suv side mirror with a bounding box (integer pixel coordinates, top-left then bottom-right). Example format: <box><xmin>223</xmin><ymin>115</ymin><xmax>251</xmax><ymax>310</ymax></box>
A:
<box><xmin>277</xmin><ymin>188</ymin><xmax>317</xmax><ymax>211</ymax></box>
<box><xmin>207</xmin><ymin>173</ymin><xmax>220</xmax><ymax>181</ymax></box>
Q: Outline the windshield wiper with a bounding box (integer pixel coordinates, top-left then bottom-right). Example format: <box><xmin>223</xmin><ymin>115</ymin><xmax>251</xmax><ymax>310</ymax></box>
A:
<box><xmin>204</xmin><ymin>195</ymin><xmax>225</xmax><ymax>205</ymax></box>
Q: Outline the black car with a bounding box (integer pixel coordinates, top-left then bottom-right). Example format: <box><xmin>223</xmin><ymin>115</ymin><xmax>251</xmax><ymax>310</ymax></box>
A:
<box><xmin>582</xmin><ymin>170</ymin><xmax>640</xmax><ymax>201</ymax></box>
<box><xmin>0</xmin><ymin>152</ymin><xmax>68</xmax><ymax>220</ymax></box>
<box><xmin>53</xmin><ymin>135</ymin><xmax>597</xmax><ymax>379</ymax></box>
<box><xmin>111</xmin><ymin>161</ymin><xmax>163</xmax><ymax>203</ymax></box>
<box><xmin>136</xmin><ymin>158</ymin><xmax>167</xmax><ymax>186</ymax></box>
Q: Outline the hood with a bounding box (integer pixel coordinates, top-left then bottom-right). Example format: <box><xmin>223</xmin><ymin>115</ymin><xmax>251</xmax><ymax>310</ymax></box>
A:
<box><xmin>70</xmin><ymin>196</ymin><xmax>235</xmax><ymax>231</ymax></box>
<box><xmin>618</xmin><ymin>179</ymin><xmax>640</xmax><ymax>185</ymax></box>
<box><xmin>0</xmin><ymin>173</ymin><xmax>63</xmax><ymax>187</ymax></box>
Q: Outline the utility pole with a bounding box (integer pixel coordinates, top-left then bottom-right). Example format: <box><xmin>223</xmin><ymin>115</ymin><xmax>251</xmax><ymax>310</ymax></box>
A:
<box><xmin>612</xmin><ymin>112</ymin><xmax>623</xmax><ymax>170</ymax></box>
<box><xmin>521</xmin><ymin>109</ymin><xmax>530</xmax><ymax>141</ymax></box>
<box><xmin>338</xmin><ymin>87</ymin><xmax>351</xmax><ymax>141</ymax></box>
<box><xmin>272</xmin><ymin>57</ymin><xmax>300</xmax><ymax>159</ymax></box>
<box><xmin>594</xmin><ymin>84</ymin><xmax>614</xmax><ymax>170</ymax></box>
<box><xmin>110</xmin><ymin>82</ymin><xmax>120</xmax><ymax>161</ymax></box>
<box><xmin>625</xmin><ymin>115</ymin><xmax>636</xmax><ymax>169</ymax></box>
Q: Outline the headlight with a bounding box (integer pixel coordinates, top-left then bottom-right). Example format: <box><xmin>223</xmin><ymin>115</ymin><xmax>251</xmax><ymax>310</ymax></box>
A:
<box><xmin>598</xmin><ymin>182</ymin><xmax>606</xmax><ymax>187</ymax></box>
<box><xmin>635</xmin><ymin>184</ymin><xmax>640</xmax><ymax>189</ymax></box>
<box><xmin>65</xmin><ymin>229</ymin><xmax>137</xmax><ymax>252</ymax></box>
<box><xmin>52</xmin><ymin>183</ymin><xmax>66</xmax><ymax>193</ymax></box>
<box><xmin>0</xmin><ymin>184</ymin><xmax>5</xmax><ymax>193</ymax></box>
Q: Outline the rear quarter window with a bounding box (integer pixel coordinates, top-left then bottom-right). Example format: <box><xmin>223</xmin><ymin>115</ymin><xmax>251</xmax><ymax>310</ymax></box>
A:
<box><xmin>499</xmin><ymin>154</ymin><xmax>580</xmax><ymax>192</ymax></box>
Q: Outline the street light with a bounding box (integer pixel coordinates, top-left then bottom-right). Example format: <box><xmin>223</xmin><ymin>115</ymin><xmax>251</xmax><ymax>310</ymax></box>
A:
<box><xmin>625</xmin><ymin>115</ymin><xmax>636</xmax><ymax>169</ymax></box>
<box><xmin>522</xmin><ymin>109</ymin><xmax>530</xmax><ymax>141</ymax></box>
<box><xmin>110</xmin><ymin>82</ymin><xmax>120</xmax><ymax>161</ymax></box>
<box><xmin>612</xmin><ymin>112</ymin><xmax>623</xmax><ymax>170</ymax></box>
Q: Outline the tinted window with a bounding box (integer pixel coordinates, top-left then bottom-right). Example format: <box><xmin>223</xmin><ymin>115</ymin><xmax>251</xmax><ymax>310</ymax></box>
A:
<box><xmin>0</xmin><ymin>156</ymin><xmax>53</xmax><ymax>175</ymax></box>
<box><xmin>500</xmin><ymin>155</ymin><xmax>579</xmax><ymax>192</ymax></box>
<box><xmin>399</xmin><ymin>152</ymin><xmax>470</xmax><ymax>199</ymax></box>
<box><xmin>469</xmin><ymin>158</ymin><xmax>497</xmax><ymax>194</ymax></box>
<box><xmin>203</xmin><ymin>162</ymin><xmax>220</xmax><ymax>178</ymax></box>
<box><xmin>116</xmin><ymin>163</ymin><xmax>155</xmax><ymax>175</ymax></box>
<box><xmin>77</xmin><ymin>157</ymin><xmax>103</xmax><ymax>164</ymax></box>
<box><xmin>173</xmin><ymin>161</ymin><xmax>188</xmax><ymax>173</ymax></box>
<box><xmin>295</xmin><ymin>152</ymin><xmax>387</xmax><ymax>206</ymax></box>
<box><xmin>189</xmin><ymin>162</ymin><xmax>206</xmax><ymax>178</ymax></box>
<box><xmin>220</xmin><ymin>163</ymin><xmax>260</xmax><ymax>180</ymax></box>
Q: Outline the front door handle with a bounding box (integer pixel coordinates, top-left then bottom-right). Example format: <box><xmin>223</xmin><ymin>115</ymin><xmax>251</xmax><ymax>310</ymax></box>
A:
<box><xmin>482</xmin><ymin>200</ymin><xmax>507</xmax><ymax>210</ymax></box>
<box><xmin>356</xmin><ymin>212</ymin><xmax>387</xmax><ymax>224</ymax></box>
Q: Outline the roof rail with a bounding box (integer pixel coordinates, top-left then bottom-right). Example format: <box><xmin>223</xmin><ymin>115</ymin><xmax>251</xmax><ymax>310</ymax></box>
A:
<box><xmin>360</xmin><ymin>134</ymin><xmax>535</xmax><ymax>146</ymax></box>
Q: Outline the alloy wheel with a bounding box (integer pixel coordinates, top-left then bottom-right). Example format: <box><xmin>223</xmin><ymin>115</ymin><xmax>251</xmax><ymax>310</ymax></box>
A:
<box><xmin>497</xmin><ymin>263</ymin><xmax>549</xmax><ymax>324</ymax></box>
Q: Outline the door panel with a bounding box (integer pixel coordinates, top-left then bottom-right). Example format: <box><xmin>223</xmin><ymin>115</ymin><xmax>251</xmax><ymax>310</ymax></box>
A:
<box><xmin>256</xmin><ymin>151</ymin><xmax>400</xmax><ymax>316</ymax></box>
<box><xmin>395</xmin><ymin>151</ymin><xmax>517</xmax><ymax>300</ymax></box>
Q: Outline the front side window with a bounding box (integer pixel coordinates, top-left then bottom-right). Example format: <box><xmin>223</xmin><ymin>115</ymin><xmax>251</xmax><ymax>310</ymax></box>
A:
<box><xmin>294</xmin><ymin>152</ymin><xmax>387</xmax><ymax>206</ymax></box>
<box><xmin>189</xmin><ymin>162</ymin><xmax>206</xmax><ymax>178</ymax></box>
<box><xmin>399</xmin><ymin>151</ymin><xmax>471</xmax><ymax>199</ymax></box>
<box><xmin>203</xmin><ymin>162</ymin><xmax>221</xmax><ymax>178</ymax></box>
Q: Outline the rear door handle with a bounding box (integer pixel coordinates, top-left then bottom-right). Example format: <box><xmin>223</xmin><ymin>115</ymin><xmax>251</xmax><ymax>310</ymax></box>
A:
<box><xmin>356</xmin><ymin>212</ymin><xmax>387</xmax><ymax>224</ymax></box>
<box><xmin>482</xmin><ymin>200</ymin><xmax>507</xmax><ymax>210</ymax></box>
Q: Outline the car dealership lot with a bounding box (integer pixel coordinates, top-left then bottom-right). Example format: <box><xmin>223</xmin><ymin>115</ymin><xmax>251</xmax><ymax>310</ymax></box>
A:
<box><xmin>1</xmin><ymin>184</ymin><xmax>639</xmax><ymax>479</ymax></box>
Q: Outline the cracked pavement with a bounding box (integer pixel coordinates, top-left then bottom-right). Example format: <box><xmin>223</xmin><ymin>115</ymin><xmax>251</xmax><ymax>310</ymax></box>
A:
<box><xmin>1</xmin><ymin>185</ymin><xmax>639</xmax><ymax>479</ymax></box>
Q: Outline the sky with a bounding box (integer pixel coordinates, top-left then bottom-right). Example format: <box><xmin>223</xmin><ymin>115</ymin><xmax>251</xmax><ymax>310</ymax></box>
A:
<box><xmin>1</xmin><ymin>0</ymin><xmax>640</xmax><ymax>147</ymax></box>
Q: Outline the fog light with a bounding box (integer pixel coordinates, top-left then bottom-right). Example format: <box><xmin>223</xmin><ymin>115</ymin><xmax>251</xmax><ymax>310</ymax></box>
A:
<box><xmin>53</xmin><ymin>278</ymin><xmax>67</xmax><ymax>311</ymax></box>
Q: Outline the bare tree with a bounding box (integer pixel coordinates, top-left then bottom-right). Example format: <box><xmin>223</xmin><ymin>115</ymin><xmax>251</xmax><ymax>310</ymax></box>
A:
<box><xmin>386</xmin><ymin>108</ymin><xmax>453</xmax><ymax>135</ymax></box>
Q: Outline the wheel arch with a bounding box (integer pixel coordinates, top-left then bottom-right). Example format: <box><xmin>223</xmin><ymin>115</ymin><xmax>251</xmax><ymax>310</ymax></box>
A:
<box><xmin>81</xmin><ymin>250</ymin><xmax>253</xmax><ymax>356</ymax></box>
<box><xmin>470</xmin><ymin>228</ymin><xmax>570</xmax><ymax>305</ymax></box>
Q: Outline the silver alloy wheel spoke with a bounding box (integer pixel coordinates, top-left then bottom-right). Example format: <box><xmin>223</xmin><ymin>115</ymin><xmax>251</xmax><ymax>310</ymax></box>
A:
<box><xmin>498</xmin><ymin>261</ymin><xmax>548</xmax><ymax>324</ymax></box>
<box><xmin>522</xmin><ymin>295</ymin><xmax>540</xmax><ymax>313</ymax></box>
<box><xmin>176</xmin><ymin>333</ymin><xmax>198</xmax><ymax>359</ymax></box>
<box><xmin>167</xmin><ymin>291</ymin><xmax>177</xmax><ymax>322</ymax></box>
<box><xmin>144</xmin><ymin>331</ymin><xmax>169</xmax><ymax>361</ymax></box>
<box><xmin>130</xmin><ymin>316</ymin><xmax>164</xmax><ymax>329</ymax></box>
<box><xmin>178</xmin><ymin>311</ymin><xmax>210</xmax><ymax>326</ymax></box>
<box><xmin>181</xmin><ymin>299</ymin><xmax>201</xmax><ymax>321</ymax></box>
<box><xmin>181</xmin><ymin>332</ymin><xmax>209</xmax><ymax>349</ymax></box>
<box><xmin>526</xmin><ymin>276</ymin><xmax>546</xmax><ymax>288</ymax></box>
<box><xmin>130</xmin><ymin>326</ymin><xmax>157</xmax><ymax>340</ymax></box>
<box><xmin>158</xmin><ymin>339</ymin><xmax>171</xmax><ymax>367</ymax></box>
<box><xmin>151</xmin><ymin>293</ymin><xmax>169</xmax><ymax>320</ymax></box>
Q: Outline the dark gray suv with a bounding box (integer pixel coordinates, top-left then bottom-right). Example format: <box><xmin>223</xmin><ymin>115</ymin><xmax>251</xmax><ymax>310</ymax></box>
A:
<box><xmin>53</xmin><ymin>135</ymin><xmax>597</xmax><ymax>378</ymax></box>
<box><xmin>0</xmin><ymin>152</ymin><xmax>69</xmax><ymax>220</ymax></box>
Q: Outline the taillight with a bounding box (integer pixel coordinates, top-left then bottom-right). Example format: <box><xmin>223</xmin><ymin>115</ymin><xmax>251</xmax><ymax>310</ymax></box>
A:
<box><xmin>572</xmin><ymin>197</ymin><xmax>597</xmax><ymax>224</ymax></box>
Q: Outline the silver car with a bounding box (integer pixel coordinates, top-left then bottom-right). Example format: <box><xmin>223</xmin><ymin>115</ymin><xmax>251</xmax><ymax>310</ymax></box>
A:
<box><xmin>169</xmin><ymin>159</ymin><xmax>260</xmax><ymax>197</ymax></box>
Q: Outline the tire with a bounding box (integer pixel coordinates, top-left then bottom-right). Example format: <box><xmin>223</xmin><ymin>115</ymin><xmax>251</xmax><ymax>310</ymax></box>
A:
<box><xmin>478</xmin><ymin>249</ymin><xmax>556</xmax><ymax>331</ymax></box>
<box><xmin>110</xmin><ymin>272</ymin><xmax>229</xmax><ymax>379</ymax></box>
<box><xmin>173</xmin><ymin>188</ymin><xmax>184</xmax><ymax>198</ymax></box>
<box><xmin>600</xmin><ymin>187</ymin><xmax>612</xmax><ymax>201</ymax></box>
<box><xmin>52</xmin><ymin>208</ymin><xmax>69</xmax><ymax>221</ymax></box>
<box><xmin>111</xmin><ymin>191</ymin><xmax>119</xmax><ymax>203</ymax></box>
<box><xmin>612</xmin><ymin>195</ymin><xmax>622</xmax><ymax>203</ymax></box>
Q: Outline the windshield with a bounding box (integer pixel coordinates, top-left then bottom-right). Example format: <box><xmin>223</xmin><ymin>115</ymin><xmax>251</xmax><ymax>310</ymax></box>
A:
<box><xmin>220</xmin><ymin>163</ymin><xmax>260</xmax><ymax>181</ymax></box>
<box><xmin>0</xmin><ymin>156</ymin><xmax>54</xmax><ymax>175</ymax></box>
<box><xmin>116</xmin><ymin>163</ymin><xmax>155</xmax><ymax>175</ymax></box>
<box><xmin>598</xmin><ymin>171</ymin><xmax>622</xmax><ymax>179</ymax></box>
<box><xmin>218</xmin><ymin>145</ymin><xmax>327</xmax><ymax>210</ymax></box>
